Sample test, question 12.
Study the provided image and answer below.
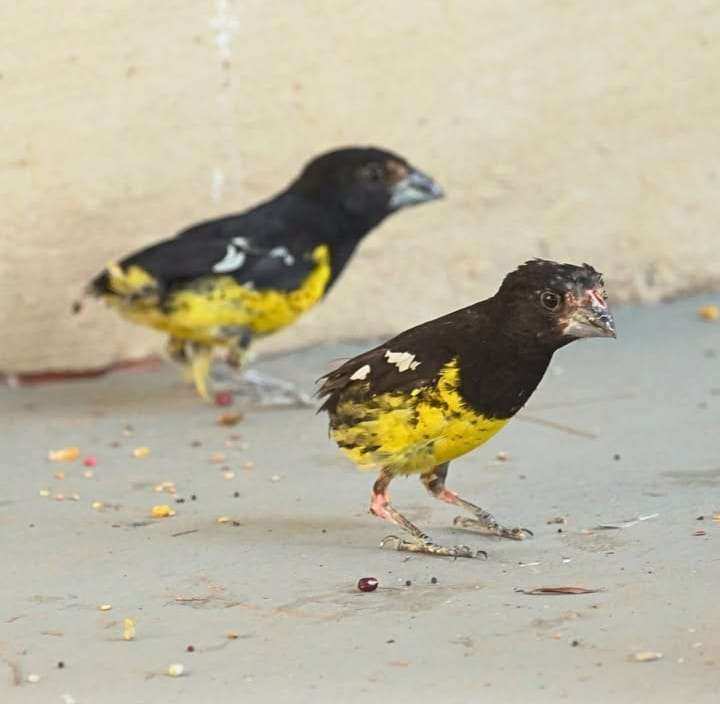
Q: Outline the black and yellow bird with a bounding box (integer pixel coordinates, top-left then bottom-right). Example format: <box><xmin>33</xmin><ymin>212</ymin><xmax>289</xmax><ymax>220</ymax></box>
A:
<box><xmin>318</xmin><ymin>259</ymin><xmax>616</xmax><ymax>557</ymax></box>
<box><xmin>82</xmin><ymin>147</ymin><xmax>443</xmax><ymax>400</ymax></box>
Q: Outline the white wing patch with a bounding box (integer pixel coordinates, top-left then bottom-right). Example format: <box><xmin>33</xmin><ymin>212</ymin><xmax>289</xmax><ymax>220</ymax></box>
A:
<box><xmin>212</xmin><ymin>237</ymin><xmax>250</xmax><ymax>273</ymax></box>
<box><xmin>350</xmin><ymin>364</ymin><xmax>371</xmax><ymax>381</ymax></box>
<box><xmin>385</xmin><ymin>350</ymin><xmax>420</xmax><ymax>372</ymax></box>
<box><xmin>268</xmin><ymin>246</ymin><xmax>295</xmax><ymax>266</ymax></box>
<box><xmin>212</xmin><ymin>239</ymin><xmax>296</xmax><ymax>274</ymax></box>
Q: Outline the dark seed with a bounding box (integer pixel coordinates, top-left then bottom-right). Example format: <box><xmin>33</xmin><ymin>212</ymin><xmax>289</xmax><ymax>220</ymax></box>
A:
<box><xmin>571</xmin><ymin>640</ymin><xmax>580</xmax><ymax>647</ymax></box>
<box><xmin>430</xmin><ymin>577</ymin><xmax>438</xmax><ymax>584</ymax></box>
<box><xmin>405</xmin><ymin>580</ymin><xmax>412</xmax><ymax>587</ymax></box>
<box><xmin>175</xmin><ymin>498</ymin><xmax>185</xmax><ymax>504</ymax></box>
<box><xmin>186</xmin><ymin>645</ymin><xmax>195</xmax><ymax>652</ymax></box>
<box><xmin>357</xmin><ymin>577</ymin><xmax>379</xmax><ymax>592</ymax></box>
<box><xmin>191</xmin><ymin>440</ymin><xmax>202</xmax><ymax>447</ymax></box>
<box><xmin>386</xmin><ymin>639</ymin><xmax>395</xmax><ymax>644</ymax></box>
<box><xmin>233</xmin><ymin>491</ymin><xmax>240</xmax><ymax>498</ymax></box>
<box><xmin>613</xmin><ymin>454</ymin><xmax>621</xmax><ymax>461</ymax></box>
<box><xmin>57</xmin><ymin>661</ymin><xmax>65</xmax><ymax>669</ymax></box>
<box><xmin>557</xmin><ymin>528</ymin><xmax>563</xmax><ymax>533</ymax></box>
<box><xmin>191</xmin><ymin>494</ymin><xmax>197</xmax><ymax>501</ymax></box>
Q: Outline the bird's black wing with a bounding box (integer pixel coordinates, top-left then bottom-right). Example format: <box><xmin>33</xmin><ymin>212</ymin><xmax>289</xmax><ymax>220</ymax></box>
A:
<box><xmin>317</xmin><ymin>311</ymin><xmax>475</xmax><ymax>413</ymax></box>
<box><xmin>90</xmin><ymin>203</ymin><xmax>319</xmax><ymax>298</ymax></box>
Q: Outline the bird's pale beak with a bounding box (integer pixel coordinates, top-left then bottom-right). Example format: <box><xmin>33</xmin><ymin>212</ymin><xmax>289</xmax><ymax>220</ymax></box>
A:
<box><xmin>563</xmin><ymin>290</ymin><xmax>617</xmax><ymax>339</ymax></box>
<box><xmin>389</xmin><ymin>169</ymin><xmax>444</xmax><ymax>209</ymax></box>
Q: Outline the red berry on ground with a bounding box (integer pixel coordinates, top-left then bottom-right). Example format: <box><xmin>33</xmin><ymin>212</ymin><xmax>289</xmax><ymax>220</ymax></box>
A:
<box><xmin>83</xmin><ymin>456</ymin><xmax>97</xmax><ymax>467</ymax></box>
<box><xmin>215</xmin><ymin>391</ymin><xmax>234</xmax><ymax>406</ymax></box>
<box><xmin>357</xmin><ymin>577</ymin><xmax>379</xmax><ymax>592</ymax></box>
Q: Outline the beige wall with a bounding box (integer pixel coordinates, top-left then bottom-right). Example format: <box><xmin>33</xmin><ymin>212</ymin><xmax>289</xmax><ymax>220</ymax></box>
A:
<box><xmin>2</xmin><ymin>1</ymin><xmax>719</xmax><ymax>373</ymax></box>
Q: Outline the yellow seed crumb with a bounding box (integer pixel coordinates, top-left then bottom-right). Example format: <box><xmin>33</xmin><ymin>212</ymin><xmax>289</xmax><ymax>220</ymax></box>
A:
<box><xmin>698</xmin><ymin>304</ymin><xmax>720</xmax><ymax>321</ymax></box>
<box><xmin>227</xmin><ymin>631</ymin><xmax>239</xmax><ymax>639</ymax></box>
<box><xmin>223</xmin><ymin>471</ymin><xmax>236</xmax><ymax>480</ymax></box>
<box><xmin>39</xmin><ymin>488</ymin><xmax>51</xmax><ymax>497</ymax></box>
<box><xmin>99</xmin><ymin>604</ymin><xmax>112</xmax><ymax>611</ymax></box>
<box><xmin>151</xmin><ymin>505</ymin><xmax>175</xmax><ymax>518</ymax></box>
<box><xmin>122</xmin><ymin>618</ymin><xmax>136</xmax><ymax>641</ymax></box>
<box><xmin>167</xmin><ymin>663</ymin><xmax>184</xmax><ymax>677</ymax></box>
<box><xmin>243</xmin><ymin>461</ymin><xmax>254</xmax><ymax>470</ymax></box>
<box><xmin>210</xmin><ymin>452</ymin><xmax>226</xmax><ymax>463</ymax></box>
<box><xmin>48</xmin><ymin>447</ymin><xmax>80</xmax><ymax>462</ymax></box>
<box><xmin>91</xmin><ymin>501</ymin><xmax>104</xmax><ymax>510</ymax></box>
<box><xmin>217</xmin><ymin>516</ymin><xmax>231</xmax><ymax>524</ymax></box>
<box><xmin>132</xmin><ymin>447</ymin><xmax>150</xmax><ymax>459</ymax></box>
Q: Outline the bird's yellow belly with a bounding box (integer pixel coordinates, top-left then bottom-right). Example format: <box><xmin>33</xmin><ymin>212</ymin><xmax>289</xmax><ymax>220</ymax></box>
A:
<box><xmin>331</xmin><ymin>362</ymin><xmax>508</xmax><ymax>475</ymax></box>
<box><xmin>104</xmin><ymin>246</ymin><xmax>331</xmax><ymax>345</ymax></box>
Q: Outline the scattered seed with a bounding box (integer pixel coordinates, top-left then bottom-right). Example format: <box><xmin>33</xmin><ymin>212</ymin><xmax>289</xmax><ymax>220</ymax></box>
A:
<box><xmin>186</xmin><ymin>645</ymin><xmax>195</xmax><ymax>652</ymax></box>
<box><xmin>217</xmin><ymin>516</ymin><xmax>231</xmax><ymax>524</ymax></box>
<box><xmin>694</xmin><ymin>529</ymin><xmax>707</xmax><ymax>536</ymax></box>
<box><xmin>243</xmin><ymin>461</ymin><xmax>255</xmax><ymax>470</ymax></box>
<box><xmin>54</xmin><ymin>493</ymin><xmax>65</xmax><ymax>501</ymax></box>
<box><xmin>39</xmin><ymin>488</ymin><xmax>51</xmax><ymax>497</ymax></box>
<box><xmin>227</xmin><ymin>631</ymin><xmax>239</xmax><ymax>639</ymax></box>
<box><xmin>430</xmin><ymin>577</ymin><xmax>438</xmax><ymax>584</ymax></box>
<box><xmin>698</xmin><ymin>305</ymin><xmax>720</xmax><ymax>321</ymax></box>
<box><xmin>405</xmin><ymin>580</ymin><xmax>412</xmax><ymax>587</ymax></box>
<box><xmin>613</xmin><ymin>454</ymin><xmax>621</xmax><ymax>461</ymax></box>
<box><xmin>27</xmin><ymin>673</ymin><xmax>40</xmax><ymax>683</ymax></box>
<box><xmin>215</xmin><ymin>391</ymin><xmax>234</xmax><ymax>406</ymax></box>
<box><xmin>122</xmin><ymin>618</ymin><xmax>136</xmax><ymax>641</ymax></box>
<box><xmin>49</xmin><ymin>447</ymin><xmax>80</xmax><ymax>462</ymax></box>
<box><xmin>57</xmin><ymin>661</ymin><xmax>65</xmax><ymax>669</ymax></box>
<box><xmin>68</xmin><ymin>493</ymin><xmax>80</xmax><ymax>501</ymax></box>
<box><xmin>210</xmin><ymin>452</ymin><xmax>226</xmax><ymax>463</ymax></box>
<box><xmin>190</xmin><ymin>494</ymin><xmax>197</xmax><ymax>501</ymax></box>
<box><xmin>233</xmin><ymin>491</ymin><xmax>240</xmax><ymax>498</ymax></box>
<box><xmin>270</xmin><ymin>474</ymin><xmax>281</xmax><ymax>483</ymax></box>
<box><xmin>151</xmin><ymin>505</ymin><xmax>175</xmax><ymax>518</ymax></box>
<box><xmin>571</xmin><ymin>640</ymin><xmax>580</xmax><ymax>647</ymax></box>
<box><xmin>496</xmin><ymin>451</ymin><xmax>509</xmax><ymax>461</ymax></box>
<box><xmin>167</xmin><ymin>663</ymin><xmax>185</xmax><ymax>677</ymax></box>
<box><xmin>91</xmin><ymin>501</ymin><xmax>104</xmax><ymax>510</ymax></box>
<box><xmin>54</xmin><ymin>471</ymin><xmax>66</xmax><ymax>480</ymax></box>
<box><xmin>99</xmin><ymin>604</ymin><xmax>112</xmax><ymax>611</ymax></box>
<box><xmin>631</xmin><ymin>651</ymin><xmax>663</xmax><ymax>662</ymax></box>
<box><xmin>217</xmin><ymin>411</ymin><xmax>243</xmax><ymax>426</ymax></box>
<box><xmin>357</xmin><ymin>577</ymin><xmax>379</xmax><ymax>592</ymax></box>
<box><xmin>83</xmin><ymin>470</ymin><xmax>94</xmax><ymax>479</ymax></box>
<box><xmin>83</xmin><ymin>456</ymin><xmax>97</xmax><ymax>467</ymax></box>
<box><xmin>223</xmin><ymin>471</ymin><xmax>236</xmax><ymax>480</ymax></box>
<box><xmin>546</xmin><ymin>516</ymin><xmax>567</xmax><ymax>525</ymax></box>
<box><xmin>132</xmin><ymin>447</ymin><xmax>150</xmax><ymax>459</ymax></box>
<box><xmin>175</xmin><ymin>498</ymin><xmax>185</xmax><ymax>504</ymax></box>
<box><xmin>190</xmin><ymin>440</ymin><xmax>202</xmax><ymax>447</ymax></box>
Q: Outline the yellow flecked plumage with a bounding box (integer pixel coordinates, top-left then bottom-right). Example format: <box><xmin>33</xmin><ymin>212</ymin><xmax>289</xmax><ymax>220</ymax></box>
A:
<box><xmin>103</xmin><ymin>245</ymin><xmax>331</xmax><ymax>345</ymax></box>
<box><xmin>331</xmin><ymin>360</ymin><xmax>508</xmax><ymax>475</ymax></box>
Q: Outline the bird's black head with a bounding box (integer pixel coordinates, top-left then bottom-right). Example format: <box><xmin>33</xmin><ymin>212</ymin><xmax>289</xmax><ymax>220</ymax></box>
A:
<box><xmin>288</xmin><ymin>146</ymin><xmax>443</xmax><ymax>226</ymax></box>
<box><xmin>495</xmin><ymin>259</ymin><xmax>616</xmax><ymax>350</ymax></box>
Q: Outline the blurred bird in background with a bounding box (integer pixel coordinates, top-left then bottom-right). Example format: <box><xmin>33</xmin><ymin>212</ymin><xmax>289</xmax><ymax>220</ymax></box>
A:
<box><xmin>319</xmin><ymin>259</ymin><xmax>615</xmax><ymax>557</ymax></box>
<box><xmin>78</xmin><ymin>147</ymin><xmax>443</xmax><ymax>402</ymax></box>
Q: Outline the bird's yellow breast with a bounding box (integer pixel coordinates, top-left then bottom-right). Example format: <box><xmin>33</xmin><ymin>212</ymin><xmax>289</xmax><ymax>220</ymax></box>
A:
<box><xmin>104</xmin><ymin>245</ymin><xmax>331</xmax><ymax>345</ymax></box>
<box><xmin>331</xmin><ymin>360</ymin><xmax>508</xmax><ymax>475</ymax></box>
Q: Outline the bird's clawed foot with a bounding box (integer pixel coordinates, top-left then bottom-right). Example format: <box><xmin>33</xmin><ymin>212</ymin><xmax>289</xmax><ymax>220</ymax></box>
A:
<box><xmin>380</xmin><ymin>534</ymin><xmax>485</xmax><ymax>559</ymax></box>
<box><xmin>452</xmin><ymin>516</ymin><xmax>533</xmax><ymax>540</ymax></box>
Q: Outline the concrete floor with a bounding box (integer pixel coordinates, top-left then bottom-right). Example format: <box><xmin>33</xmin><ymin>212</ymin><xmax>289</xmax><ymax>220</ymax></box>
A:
<box><xmin>1</xmin><ymin>296</ymin><xmax>719</xmax><ymax>704</ymax></box>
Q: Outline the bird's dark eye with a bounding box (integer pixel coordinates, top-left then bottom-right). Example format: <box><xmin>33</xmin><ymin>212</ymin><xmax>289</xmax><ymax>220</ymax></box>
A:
<box><xmin>358</xmin><ymin>163</ymin><xmax>384</xmax><ymax>182</ymax></box>
<box><xmin>540</xmin><ymin>290</ymin><xmax>561</xmax><ymax>311</ymax></box>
